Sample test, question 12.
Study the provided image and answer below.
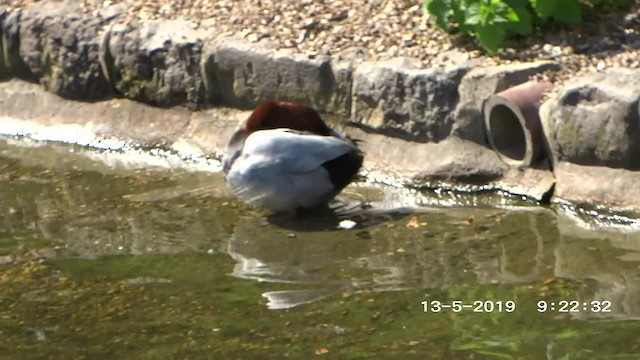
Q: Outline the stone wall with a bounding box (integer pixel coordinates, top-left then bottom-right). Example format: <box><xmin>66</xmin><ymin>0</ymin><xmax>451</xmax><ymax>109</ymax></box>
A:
<box><xmin>0</xmin><ymin>0</ymin><xmax>639</xmax><ymax>216</ymax></box>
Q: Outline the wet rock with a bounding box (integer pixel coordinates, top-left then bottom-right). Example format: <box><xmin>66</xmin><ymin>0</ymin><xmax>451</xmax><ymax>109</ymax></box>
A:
<box><xmin>106</xmin><ymin>19</ymin><xmax>207</xmax><ymax>109</ymax></box>
<box><xmin>202</xmin><ymin>38</ymin><xmax>348</xmax><ymax>114</ymax></box>
<box><xmin>18</xmin><ymin>1</ymin><xmax>110</xmax><ymax>100</ymax></box>
<box><xmin>0</xmin><ymin>79</ymin><xmax>192</xmax><ymax>148</ymax></box>
<box><xmin>552</xmin><ymin>162</ymin><xmax>640</xmax><ymax>214</ymax></box>
<box><xmin>540</xmin><ymin>68</ymin><xmax>640</xmax><ymax>212</ymax></box>
<box><xmin>452</xmin><ymin>61</ymin><xmax>560</xmax><ymax>144</ymax></box>
<box><xmin>349</xmin><ymin>127</ymin><xmax>507</xmax><ymax>184</ymax></box>
<box><xmin>496</xmin><ymin>166</ymin><xmax>555</xmax><ymax>202</ymax></box>
<box><xmin>541</xmin><ymin>67</ymin><xmax>640</xmax><ymax>170</ymax></box>
<box><xmin>354</xmin><ymin>121</ymin><xmax>554</xmax><ymax>201</ymax></box>
<box><xmin>351</xmin><ymin>57</ymin><xmax>470</xmax><ymax>142</ymax></box>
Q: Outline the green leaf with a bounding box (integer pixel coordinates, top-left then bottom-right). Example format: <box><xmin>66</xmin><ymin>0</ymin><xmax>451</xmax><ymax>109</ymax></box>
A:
<box><xmin>480</xmin><ymin>1</ymin><xmax>494</xmax><ymax>25</ymax></box>
<box><xmin>422</xmin><ymin>0</ymin><xmax>591</xmax><ymax>54</ymax></box>
<box><xmin>530</xmin><ymin>0</ymin><xmax>556</xmax><ymax>20</ymax></box>
<box><xmin>505</xmin><ymin>0</ymin><xmax>529</xmax><ymax>8</ymax></box>
<box><xmin>502</xmin><ymin>6</ymin><xmax>520</xmax><ymax>22</ymax></box>
<box><xmin>555</xmin><ymin>0</ymin><xmax>582</xmax><ymax>24</ymax></box>
<box><xmin>423</xmin><ymin>0</ymin><xmax>453</xmax><ymax>31</ymax></box>
<box><xmin>474</xmin><ymin>23</ymin><xmax>506</xmax><ymax>54</ymax></box>
<box><xmin>464</xmin><ymin>3</ymin><xmax>482</xmax><ymax>26</ymax></box>
<box><xmin>530</xmin><ymin>0</ymin><xmax>582</xmax><ymax>24</ymax></box>
<box><xmin>506</xmin><ymin>4</ymin><xmax>532</xmax><ymax>35</ymax></box>
<box><xmin>452</xmin><ymin>3</ymin><xmax>469</xmax><ymax>31</ymax></box>
<box><xmin>484</xmin><ymin>2</ymin><xmax>517</xmax><ymax>25</ymax></box>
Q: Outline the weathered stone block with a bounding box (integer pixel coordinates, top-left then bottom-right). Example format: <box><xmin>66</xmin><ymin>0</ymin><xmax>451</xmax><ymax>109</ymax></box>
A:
<box><xmin>0</xmin><ymin>7</ymin><xmax>7</xmax><ymax>78</ymax></box>
<box><xmin>18</xmin><ymin>1</ymin><xmax>110</xmax><ymax>100</ymax></box>
<box><xmin>351</xmin><ymin>57</ymin><xmax>470</xmax><ymax>142</ymax></box>
<box><xmin>107</xmin><ymin>19</ymin><xmax>207</xmax><ymax>109</ymax></box>
<box><xmin>2</xmin><ymin>9</ymin><xmax>28</xmax><ymax>79</ymax></box>
<box><xmin>453</xmin><ymin>61</ymin><xmax>560</xmax><ymax>143</ymax></box>
<box><xmin>202</xmin><ymin>39</ymin><xmax>349</xmax><ymax>115</ymax></box>
<box><xmin>552</xmin><ymin>162</ymin><xmax>640</xmax><ymax>214</ymax></box>
<box><xmin>540</xmin><ymin>67</ymin><xmax>640</xmax><ymax>170</ymax></box>
<box><xmin>325</xmin><ymin>59</ymin><xmax>353</xmax><ymax>117</ymax></box>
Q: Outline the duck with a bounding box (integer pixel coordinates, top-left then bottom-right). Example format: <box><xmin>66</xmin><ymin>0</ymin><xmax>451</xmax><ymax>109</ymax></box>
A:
<box><xmin>223</xmin><ymin>100</ymin><xmax>364</xmax><ymax>213</ymax></box>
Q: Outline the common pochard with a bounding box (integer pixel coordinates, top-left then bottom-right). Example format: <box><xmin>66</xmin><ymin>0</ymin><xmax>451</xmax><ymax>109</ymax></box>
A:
<box><xmin>223</xmin><ymin>100</ymin><xmax>364</xmax><ymax>213</ymax></box>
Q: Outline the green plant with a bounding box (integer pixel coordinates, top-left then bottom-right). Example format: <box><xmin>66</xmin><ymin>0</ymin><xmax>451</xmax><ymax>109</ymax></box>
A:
<box><xmin>421</xmin><ymin>0</ymin><xmax>633</xmax><ymax>54</ymax></box>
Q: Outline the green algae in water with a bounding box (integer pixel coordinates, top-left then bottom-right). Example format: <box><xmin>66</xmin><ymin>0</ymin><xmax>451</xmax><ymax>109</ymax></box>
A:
<box><xmin>1</xmin><ymin>136</ymin><xmax>640</xmax><ymax>359</ymax></box>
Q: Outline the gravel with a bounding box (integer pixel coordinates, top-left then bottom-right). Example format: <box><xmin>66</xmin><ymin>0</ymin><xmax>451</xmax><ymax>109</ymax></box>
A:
<box><xmin>2</xmin><ymin>0</ymin><xmax>640</xmax><ymax>91</ymax></box>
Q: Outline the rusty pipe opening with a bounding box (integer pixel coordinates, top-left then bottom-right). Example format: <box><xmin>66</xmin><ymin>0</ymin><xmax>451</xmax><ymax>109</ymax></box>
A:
<box><xmin>483</xmin><ymin>81</ymin><xmax>553</xmax><ymax>168</ymax></box>
<box><xmin>488</xmin><ymin>104</ymin><xmax>527</xmax><ymax>162</ymax></box>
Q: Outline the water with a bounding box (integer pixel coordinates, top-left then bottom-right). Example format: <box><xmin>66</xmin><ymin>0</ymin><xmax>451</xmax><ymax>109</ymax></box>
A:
<box><xmin>1</xmin><ymin>136</ymin><xmax>640</xmax><ymax>359</ymax></box>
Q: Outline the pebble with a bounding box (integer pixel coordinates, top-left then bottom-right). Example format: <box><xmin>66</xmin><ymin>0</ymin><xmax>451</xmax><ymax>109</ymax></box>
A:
<box><xmin>297</xmin><ymin>30</ymin><xmax>308</xmax><ymax>44</ymax></box>
<box><xmin>240</xmin><ymin>28</ymin><xmax>252</xmax><ymax>38</ymax></box>
<box><xmin>338</xmin><ymin>220</ymin><xmax>357</xmax><ymax>230</ymax></box>
<box><xmin>597</xmin><ymin>61</ymin><xmax>606</xmax><ymax>71</ymax></box>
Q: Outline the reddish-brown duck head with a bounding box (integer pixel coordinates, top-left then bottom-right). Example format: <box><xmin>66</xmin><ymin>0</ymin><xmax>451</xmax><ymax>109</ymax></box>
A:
<box><xmin>223</xmin><ymin>100</ymin><xmax>334</xmax><ymax>174</ymax></box>
<box><xmin>242</xmin><ymin>100</ymin><xmax>333</xmax><ymax>136</ymax></box>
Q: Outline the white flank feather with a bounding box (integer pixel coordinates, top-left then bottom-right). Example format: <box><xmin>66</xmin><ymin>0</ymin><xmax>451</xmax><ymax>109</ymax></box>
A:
<box><xmin>226</xmin><ymin>129</ymin><xmax>355</xmax><ymax>212</ymax></box>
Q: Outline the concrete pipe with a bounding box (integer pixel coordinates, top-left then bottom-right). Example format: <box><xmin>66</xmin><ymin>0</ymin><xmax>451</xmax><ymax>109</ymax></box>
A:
<box><xmin>483</xmin><ymin>81</ymin><xmax>553</xmax><ymax>168</ymax></box>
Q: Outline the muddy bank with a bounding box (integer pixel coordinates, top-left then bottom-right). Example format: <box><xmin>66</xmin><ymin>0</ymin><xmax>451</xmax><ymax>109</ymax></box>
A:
<box><xmin>0</xmin><ymin>1</ymin><xmax>639</xmax><ymax>215</ymax></box>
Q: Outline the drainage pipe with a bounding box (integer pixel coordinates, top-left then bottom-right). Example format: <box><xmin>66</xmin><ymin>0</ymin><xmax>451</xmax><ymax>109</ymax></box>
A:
<box><xmin>483</xmin><ymin>81</ymin><xmax>553</xmax><ymax>168</ymax></box>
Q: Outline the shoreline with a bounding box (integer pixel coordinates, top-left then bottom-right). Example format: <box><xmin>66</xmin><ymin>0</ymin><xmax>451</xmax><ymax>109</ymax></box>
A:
<box><xmin>1</xmin><ymin>78</ymin><xmax>639</xmax><ymax>223</ymax></box>
<box><xmin>0</xmin><ymin>1</ymin><xmax>639</xmax><ymax>216</ymax></box>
